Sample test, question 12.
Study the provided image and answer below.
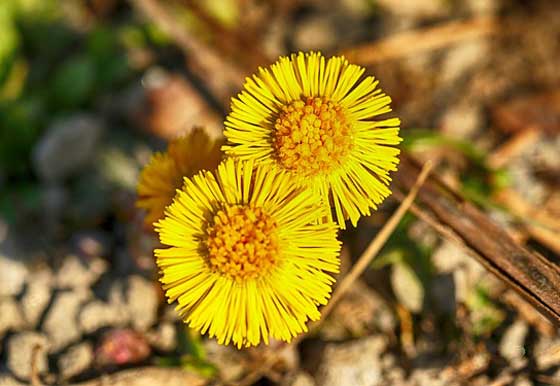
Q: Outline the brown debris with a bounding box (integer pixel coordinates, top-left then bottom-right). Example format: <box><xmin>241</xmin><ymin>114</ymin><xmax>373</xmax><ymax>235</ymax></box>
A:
<box><xmin>492</xmin><ymin>91</ymin><xmax>560</xmax><ymax>135</ymax></box>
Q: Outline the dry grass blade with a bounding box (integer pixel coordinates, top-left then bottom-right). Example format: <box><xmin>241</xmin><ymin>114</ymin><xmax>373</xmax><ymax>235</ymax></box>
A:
<box><xmin>315</xmin><ymin>160</ymin><xmax>433</xmax><ymax>325</ymax></box>
<box><xmin>342</xmin><ymin>16</ymin><xmax>497</xmax><ymax>64</ymax></box>
<box><xmin>232</xmin><ymin>161</ymin><xmax>433</xmax><ymax>386</ymax></box>
<box><xmin>30</xmin><ymin>344</ymin><xmax>43</xmax><ymax>386</ymax></box>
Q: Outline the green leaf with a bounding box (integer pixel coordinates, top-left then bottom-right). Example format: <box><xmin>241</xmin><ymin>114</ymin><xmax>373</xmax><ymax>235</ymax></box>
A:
<box><xmin>50</xmin><ymin>54</ymin><xmax>95</xmax><ymax>109</ymax></box>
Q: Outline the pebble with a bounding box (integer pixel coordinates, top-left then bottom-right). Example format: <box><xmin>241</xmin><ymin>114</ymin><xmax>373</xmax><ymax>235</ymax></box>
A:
<box><xmin>0</xmin><ymin>255</ymin><xmax>28</xmax><ymax>297</ymax></box>
<box><xmin>79</xmin><ymin>300</ymin><xmax>128</xmax><ymax>334</ymax></box>
<box><xmin>439</xmin><ymin>102</ymin><xmax>484</xmax><ymax>140</ymax></box>
<box><xmin>146</xmin><ymin>322</ymin><xmax>177</xmax><ymax>352</ymax></box>
<box><xmin>95</xmin><ymin>329</ymin><xmax>151</xmax><ymax>366</ymax></box>
<box><xmin>409</xmin><ymin>368</ymin><xmax>460</xmax><ymax>386</ymax></box>
<box><xmin>20</xmin><ymin>269</ymin><xmax>53</xmax><ymax>328</ymax></box>
<box><xmin>126</xmin><ymin>275</ymin><xmax>159</xmax><ymax>331</ymax></box>
<box><xmin>316</xmin><ymin>336</ymin><xmax>387</xmax><ymax>386</ymax></box>
<box><xmin>293</xmin><ymin>15</ymin><xmax>337</xmax><ymax>52</ymax></box>
<box><xmin>432</xmin><ymin>241</ymin><xmax>485</xmax><ymax>303</ymax></box>
<box><xmin>32</xmin><ymin>114</ymin><xmax>104</xmax><ymax>182</ymax></box>
<box><xmin>499</xmin><ymin>320</ymin><xmax>529</xmax><ymax>361</ymax></box>
<box><xmin>284</xmin><ymin>372</ymin><xmax>316</xmax><ymax>386</ymax></box>
<box><xmin>43</xmin><ymin>289</ymin><xmax>90</xmax><ymax>352</ymax></box>
<box><xmin>203</xmin><ymin>340</ymin><xmax>246</xmax><ymax>383</ymax></box>
<box><xmin>7</xmin><ymin>332</ymin><xmax>49</xmax><ymax>380</ymax></box>
<box><xmin>56</xmin><ymin>254</ymin><xmax>107</xmax><ymax>289</ymax></box>
<box><xmin>323</xmin><ymin>280</ymin><xmax>393</xmax><ymax>339</ymax></box>
<box><xmin>0</xmin><ymin>297</ymin><xmax>25</xmax><ymax>338</ymax></box>
<box><xmin>391</xmin><ymin>263</ymin><xmax>424</xmax><ymax>313</ymax></box>
<box><xmin>0</xmin><ymin>375</ymin><xmax>27</xmax><ymax>386</ymax></box>
<box><xmin>58</xmin><ymin>342</ymin><xmax>94</xmax><ymax>380</ymax></box>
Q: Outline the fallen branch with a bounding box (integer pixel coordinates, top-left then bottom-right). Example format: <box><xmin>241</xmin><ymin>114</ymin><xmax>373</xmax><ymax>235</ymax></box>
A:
<box><xmin>394</xmin><ymin>155</ymin><xmax>560</xmax><ymax>326</ymax></box>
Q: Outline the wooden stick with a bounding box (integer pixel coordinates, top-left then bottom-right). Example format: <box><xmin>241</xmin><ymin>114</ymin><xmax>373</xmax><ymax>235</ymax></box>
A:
<box><xmin>316</xmin><ymin>160</ymin><xmax>433</xmax><ymax>324</ymax></box>
<box><xmin>395</xmin><ymin>155</ymin><xmax>560</xmax><ymax>326</ymax></box>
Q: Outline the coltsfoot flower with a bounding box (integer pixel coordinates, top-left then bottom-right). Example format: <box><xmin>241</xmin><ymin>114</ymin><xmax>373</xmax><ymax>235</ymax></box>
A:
<box><xmin>223</xmin><ymin>51</ymin><xmax>402</xmax><ymax>228</ymax></box>
<box><xmin>155</xmin><ymin>158</ymin><xmax>341</xmax><ymax>348</ymax></box>
<box><xmin>136</xmin><ymin>128</ymin><xmax>222</xmax><ymax>227</ymax></box>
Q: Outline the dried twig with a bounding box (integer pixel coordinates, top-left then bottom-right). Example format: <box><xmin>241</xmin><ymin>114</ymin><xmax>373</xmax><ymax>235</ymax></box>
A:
<box><xmin>342</xmin><ymin>16</ymin><xmax>497</xmax><ymax>64</ymax></box>
<box><xmin>494</xmin><ymin>188</ymin><xmax>560</xmax><ymax>256</ymax></box>
<box><xmin>232</xmin><ymin>161</ymin><xmax>433</xmax><ymax>386</ymax></box>
<box><xmin>395</xmin><ymin>155</ymin><xmax>560</xmax><ymax>326</ymax></box>
<box><xmin>30</xmin><ymin>344</ymin><xmax>43</xmax><ymax>386</ymax></box>
<box><xmin>487</xmin><ymin>126</ymin><xmax>541</xmax><ymax>169</ymax></box>
<box><xmin>315</xmin><ymin>161</ymin><xmax>433</xmax><ymax>324</ymax></box>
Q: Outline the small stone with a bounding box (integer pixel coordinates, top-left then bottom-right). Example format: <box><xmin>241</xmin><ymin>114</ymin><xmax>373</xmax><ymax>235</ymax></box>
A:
<box><xmin>56</xmin><ymin>254</ymin><xmax>107</xmax><ymax>289</ymax></box>
<box><xmin>126</xmin><ymin>275</ymin><xmax>159</xmax><ymax>331</ymax></box>
<box><xmin>432</xmin><ymin>241</ymin><xmax>484</xmax><ymax>303</ymax></box>
<box><xmin>391</xmin><ymin>263</ymin><xmax>424</xmax><ymax>313</ymax></box>
<box><xmin>7</xmin><ymin>332</ymin><xmax>49</xmax><ymax>380</ymax></box>
<box><xmin>20</xmin><ymin>269</ymin><xmax>53</xmax><ymax>327</ymax></box>
<box><xmin>79</xmin><ymin>300</ymin><xmax>128</xmax><ymax>334</ymax></box>
<box><xmin>0</xmin><ymin>255</ymin><xmax>28</xmax><ymax>296</ymax></box>
<box><xmin>439</xmin><ymin>102</ymin><xmax>484</xmax><ymax>139</ymax></box>
<box><xmin>43</xmin><ymin>290</ymin><xmax>90</xmax><ymax>352</ymax></box>
<box><xmin>409</xmin><ymin>368</ymin><xmax>459</xmax><ymax>386</ymax></box>
<box><xmin>0</xmin><ymin>375</ymin><xmax>27</xmax><ymax>386</ymax></box>
<box><xmin>284</xmin><ymin>372</ymin><xmax>316</xmax><ymax>386</ymax></box>
<box><xmin>323</xmin><ymin>280</ymin><xmax>392</xmax><ymax>339</ymax></box>
<box><xmin>534</xmin><ymin>336</ymin><xmax>560</xmax><ymax>369</ymax></box>
<box><xmin>146</xmin><ymin>322</ymin><xmax>177</xmax><ymax>352</ymax></box>
<box><xmin>499</xmin><ymin>320</ymin><xmax>528</xmax><ymax>361</ymax></box>
<box><xmin>32</xmin><ymin>114</ymin><xmax>104</xmax><ymax>181</ymax></box>
<box><xmin>0</xmin><ymin>297</ymin><xmax>25</xmax><ymax>338</ymax></box>
<box><xmin>58</xmin><ymin>342</ymin><xmax>94</xmax><ymax>380</ymax></box>
<box><xmin>513</xmin><ymin>375</ymin><xmax>533</xmax><ymax>386</ymax></box>
<box><xmin>293</xmin><ymin>16</ymin><xmax>337</xmax><ymax>52</ymax></box>
<box><xmin>95</xmin><ymin>329</ymin><xmax>151</xmax><ymax>366</ymax></box>
<box><xmin>316</xmin><ymin>336</ymin><xmax>387</xmax><ymax>386</ymax></box>
<box><xmin>203</xmin><ymin>339</ymin><xmax>246</xmax><ymax>383</ymax></box>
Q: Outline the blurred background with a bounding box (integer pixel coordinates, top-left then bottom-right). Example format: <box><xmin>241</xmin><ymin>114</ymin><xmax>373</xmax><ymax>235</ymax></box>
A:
<box><xmin>1</xmin><ymin>0</ymin><xmax>559</xmax><ymax>385</ymax></box>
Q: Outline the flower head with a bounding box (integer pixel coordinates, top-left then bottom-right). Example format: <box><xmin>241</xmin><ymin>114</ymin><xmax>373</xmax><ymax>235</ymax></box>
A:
<box><xmin>223</xmin><ymin>51</ymin><xmax>402</xmax><ymax>228</ymax></box>
<box><xmin>136</xmin><ymin>128</ymin><xmax>222</xmax><ymax>227</ymax></box>
<box><xmin>155</xmin><ymin>159</ymin><xmax>341</xmax><ymax>348</ymax></box>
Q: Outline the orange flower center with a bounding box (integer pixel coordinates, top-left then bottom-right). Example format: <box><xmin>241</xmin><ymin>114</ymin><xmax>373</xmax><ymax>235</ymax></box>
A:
<box><xmin>273</xmin><ymin>97</ymin><xmax>353</xmax><ymax>177</ymax></box>
<box><xmin>205</xmin><ymin>205</ymin><xmax>279</xmax><ymax>281</ymax></box>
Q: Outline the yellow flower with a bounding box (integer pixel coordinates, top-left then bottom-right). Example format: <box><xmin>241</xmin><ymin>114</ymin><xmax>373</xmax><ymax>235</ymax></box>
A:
<box><xmin>136</xmin><ymin>128</ymin><xmax>222</xmax><ymax>227</ymax></box>
<box><xmin>223</xmin><ymin>51</ymin><xmax>402</xmax><ymax>228</ymax></box>
<box><xmin>155</xmin><ymin>158</ymin><xmax>341</xmax><ymax>348</ymax></box>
